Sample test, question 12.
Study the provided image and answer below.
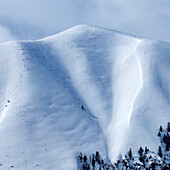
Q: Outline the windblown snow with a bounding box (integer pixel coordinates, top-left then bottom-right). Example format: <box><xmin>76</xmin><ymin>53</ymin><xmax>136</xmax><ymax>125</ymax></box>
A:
<box><xmin>0</xmin><ymin>25</ymin><xmax>169</xmax><ymax>169</ymax></box>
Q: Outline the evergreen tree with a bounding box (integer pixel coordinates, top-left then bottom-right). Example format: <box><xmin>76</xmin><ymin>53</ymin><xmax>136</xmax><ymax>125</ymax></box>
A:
<box><xmin>158</xmin><ymin>146</ymin><xmax>163</xmax><ymax>158</ymax></box>
<box><xmin>167</xmin><ymin>122</ymin><xmax>170</xmax><ymax>132</ymax></box>
<box><xmin>165</xmin><ymin>133</ymin><xmax>170</xmax><ymax>151</ymax></box>
<box><xmin>128</xmin><ymin>148</ymin><xmax>132</xmax><ymax>160</ymax></box>
<box><xmin>158</xmin><ymin>131</ymin><xmax>161</xmax><ymax>137</ymax></box>
<box><xmin>87</xmin><ymin>164</ymin><xmax>90</xmax><ymax>170</ymax></box>
<box><xmin>160</xmin><ymin>125</ymin><xmax>163</xmax><ymax>132</ymax></box>
<box><xmin>95</xmin><ymin>151</ymin><xmax>100</xmax><ymax>164</ymax></box>
<box><xmin>89</xmin><ymin>155</ymin><xmax>92</xmax><ymax>164</ymax></box>
<box><xmin>150</xmin><ymin>161</ymin><xmax>156</xmax><ymax>169</ymax></box>
<box><xmin>138</xmin><ymin>146</ymin><xmax>144</xmax><ymax>156</ymax></box>
<box><xmin>163</xmin><ymin>134</ymin><xmax>167</xmax><ymax>144</ymax></box>
<box><xmin>92</xmin><ymin>154</ymin><xmax>95</xmax><ymax>169</ymax></box>
<box><xmin>138</xmin><ymin>147</ymin><xmax>145</xmax><ymax>165</ymax></box>
<box><xmin>79</xmin><ymin>152</ymin><xmax>83</xmax><ymax>162</ymax></box>
<box><xmin>117</xmin><ymin>154</ymin><xmax>123</xmax><ymax>169</ymax></box>
<box><xmin>77</xmin><ymin>122</ymin><xmax>170</xmax><ymax>170</ymax></box>
<box><xmin>145</xmin><ymin>146</ymin><xmax>149</xmax><ymax>154</ymax></box>
<box><xmin>83</xmin><ymin>155</ymin><xmax>87</xmax><ymax>163</ymax></box>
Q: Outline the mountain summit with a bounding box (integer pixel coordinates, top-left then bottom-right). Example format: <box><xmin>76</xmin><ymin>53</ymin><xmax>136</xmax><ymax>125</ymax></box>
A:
<box><xmin>0</xmin><ymin>25</ymin><xmax>169</xmax><ymax>169</ymax></box>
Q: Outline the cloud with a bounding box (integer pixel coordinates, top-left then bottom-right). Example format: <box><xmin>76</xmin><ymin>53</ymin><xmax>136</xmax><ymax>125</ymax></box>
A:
<box><xmin>90</xmin><ymin>0</ymin><xmax>170</xmax><ymax>41</ymax></box>
<box><xmin>0</xmin><ymin>0</ymin><xmax>170</xmax><ymax>42</ymax></box>
<box><xmin>0</xmin><ymin>25</ymin><xmax>15</xmax><ymax>43</ymax></box>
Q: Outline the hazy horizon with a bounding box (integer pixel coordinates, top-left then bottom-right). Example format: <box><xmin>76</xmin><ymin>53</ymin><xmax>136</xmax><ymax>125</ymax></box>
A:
<box><xmin>0</xmin><ymin>0</ymin><xmax>170</xmax><ymax>43</ymax></box>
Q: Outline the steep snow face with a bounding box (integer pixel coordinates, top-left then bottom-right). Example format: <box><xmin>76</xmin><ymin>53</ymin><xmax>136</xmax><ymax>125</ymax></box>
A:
<box><xmin>0</xmin><ymin>40</ymin><xmax>106</xmax><ymax>170</ymax></box>
<box><xmin>0</xmin><ymin>25</ymin><xmax>169</xmax><ymax>169</ymax></box>
<box><xmin>108</xmin><ymin>39</ymin><xmax>143</xmax><ymax>161</ymax></box>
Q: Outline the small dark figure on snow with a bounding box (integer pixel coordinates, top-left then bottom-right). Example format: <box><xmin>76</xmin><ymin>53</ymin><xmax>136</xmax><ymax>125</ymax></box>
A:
<box><xmin>81</xmin><ymin>105</ymin><xmax>86</xmax><ymax>111</ymax></box>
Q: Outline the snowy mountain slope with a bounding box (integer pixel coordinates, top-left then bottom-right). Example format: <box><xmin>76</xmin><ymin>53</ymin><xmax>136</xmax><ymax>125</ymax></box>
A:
<box><xmin>0</xmin><ymin>25</ymin><xmax>169</xmax><ymax>169</ymax></box>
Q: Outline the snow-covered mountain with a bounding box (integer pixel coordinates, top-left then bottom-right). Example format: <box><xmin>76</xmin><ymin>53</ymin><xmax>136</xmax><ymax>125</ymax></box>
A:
<box><xmin>0</xmin><ymin>25</ymin><xmax>169</xmax><ymax>170</ymax></box>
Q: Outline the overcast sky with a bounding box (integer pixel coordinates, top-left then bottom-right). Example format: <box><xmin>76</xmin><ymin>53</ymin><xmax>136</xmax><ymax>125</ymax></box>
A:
<box><xmin>0</xmin><ymin>0</ymin><xmax>170</xmax><ymax>43</ymax></box>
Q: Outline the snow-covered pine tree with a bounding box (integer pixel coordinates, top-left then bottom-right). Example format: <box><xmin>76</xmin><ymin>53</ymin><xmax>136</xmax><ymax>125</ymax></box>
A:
<box><xmin>77</xmin><ymin>122</ymin><xmax>170</xmax><ymax>169</ymax></box>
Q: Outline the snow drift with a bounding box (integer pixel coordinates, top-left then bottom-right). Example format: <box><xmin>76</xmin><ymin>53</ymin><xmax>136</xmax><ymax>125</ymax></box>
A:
<box><xmin>0</xmin><ymin>25</ymin><xmax>169</xmax><ymax>169</ymax></box>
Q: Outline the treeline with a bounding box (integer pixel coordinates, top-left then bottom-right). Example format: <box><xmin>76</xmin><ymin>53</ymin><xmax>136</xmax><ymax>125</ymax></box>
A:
<box><xmin>77</xmin><ymin>122</ymin><xmax>170</xmax><ymax>169</ymax></box>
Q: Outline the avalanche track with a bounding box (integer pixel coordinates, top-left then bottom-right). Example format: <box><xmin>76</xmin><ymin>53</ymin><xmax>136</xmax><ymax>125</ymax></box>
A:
<box><xmin>0</xmin><ymin>25</ymin><xmax>169</xmax><ymax>169</ymax></box>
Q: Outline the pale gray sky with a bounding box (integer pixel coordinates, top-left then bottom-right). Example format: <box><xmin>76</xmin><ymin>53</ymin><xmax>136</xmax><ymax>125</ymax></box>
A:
<box><xmin>0</xmin><ymin>0</ymin><xmax>170</xmax><ymax>43</ymax></box>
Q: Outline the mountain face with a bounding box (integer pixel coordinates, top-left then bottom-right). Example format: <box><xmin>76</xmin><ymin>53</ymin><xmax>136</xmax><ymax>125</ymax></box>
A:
<box><xmin>0</xmin><ymin>25</ymin><xmax>169</xmax><ymax>169</ymax></box>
